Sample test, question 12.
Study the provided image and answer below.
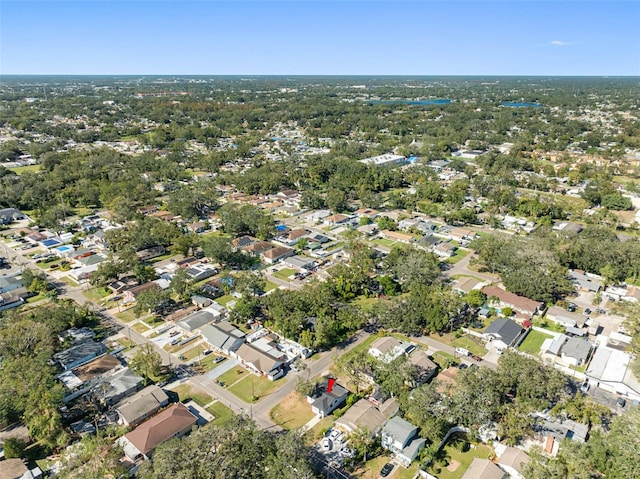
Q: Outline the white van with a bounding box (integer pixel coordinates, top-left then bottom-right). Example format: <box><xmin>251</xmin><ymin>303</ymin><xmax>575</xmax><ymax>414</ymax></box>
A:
<box><xmin>455</xmin><ymin>347</ymin><xmax>470</xmax><ymax>357</ymax></box>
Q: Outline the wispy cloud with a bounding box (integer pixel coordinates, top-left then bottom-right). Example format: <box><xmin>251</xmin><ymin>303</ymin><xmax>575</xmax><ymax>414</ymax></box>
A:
<box><xmin>542</xmin><ymin>40</ymin><xmax>577</xmax><ymax>47</ymax></box>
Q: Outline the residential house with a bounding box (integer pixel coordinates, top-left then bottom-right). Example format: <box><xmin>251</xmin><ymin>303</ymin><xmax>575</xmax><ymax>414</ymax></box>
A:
<box><xmin>186</xmin><ymin>221</ymin><xmax>208</xmax><ymax>234</ymax></box>
<box><xmin>0</xmin><ymin>276</ymin><xmax>22</xmax><ymax>295</ymax></box>
<box><xmin>0</xmin><ymin>459</ymin><xmax>42</xmax><ymax>479</ymax></box>
<box><xmin>434</xmin><ymin>241</ymin><xmax>457</xmax><ymax>258</ymax></box>
<box><xmin>121</xmin><ymin>281</ymin><xmax>161</xmax><ymax>305</ymax></box>
<box><xmin>368</xmin><ymin>337</ymin><xmax>416</xmax><ymax>363</ymax></box>
<box><xmin>545</xmin><ymin>306</ymin><xmax>581</xmax><ymax>329</ymax></box>
<box><xmin>119</xmin><ymin>403</ymin><xmax>197</xmax><ymax>461</ymax></box>
<box><xmin>236</xmin><ymin>342</ymin><xmax>285</xmax><ymax>380</ymax></box>
<box><xmin>356</xmin><ymin>224</ymin><xmax>378</xmax><ymax>236</ymax></box>
<box><xmin>335</xmin><ymin>397</ymin><xmax>399</xmax><ymax>437</ymax></box>
<box><xmin>177</xmin><ymin>310</ymin><xmax>216</xmax><ymax>334</ymax></box>
<box><xmin>568</xmin><ymin>270</ymin><xmax>602</xmax><ymax>293</ymax></box>
<box><xmin>495</xmin><ymin>445</ymin><xmax>530</xmax><ymax>479</ymax></box>
<box><xmin>306</xmin><ymin>377</ymin><xmax>349</xmax><ymax>418</ymax></box>
<box><xmin>560</xmin><ymin>337</ymin><xmax>592</xmax><ymax>366</ymax></box>
<box><xmin>283</xmin><ymin>255</ymin><xmax>316</xmax><ymax>271</ymax></box>
<box><xmin>483</xmin><ymin>319</ymin><xmax>526</xmax><ymax>350</ymax></box>
<box><xmin>242</xmin><ymin>240</ymin><xmax>274</xmax><ymax>257</ymax></box>
<box><xmin>380</xmin><ymin>230</ymin><xmax>414</xmax><ymax>244</ymax></box>
<box><xmin>452</xmin><ymin>276</ymin><xmax>483</xmax><ymax>295</ymax></box>
<box><xmin>232</xmin><ymin>235</ymin><xmax>258</xmax><ymax>250</ymax></box>
<box><xmin>381</xmin><ymin>416</ymin><xmax>426</xmax><ymax>467</ymax></box>
<box><xmin>482</xmin><ymin>285</ymin><xmax>545</xmax><ymax>319</ymax></box>
<box><xmin>277</xmin><ymin>228</ymin><xmax>308</xmax><ymax>246</ymax></box>
<box><xmin>184</xmin><ymin>264</ymin><xmax>217</xmax><ymax>282</ymax></box>
<box><xmin>59</xmin><ymin>327</ymin><xmax>96</xmax><ymax>345</ymax></box>
<box><xmin>448</xmin><ymin>227</ymin><xmax>478</xmax><ymax>242</ymax></box>
<box><xmin>115</xmin><ymin>385</ymin><xmax>170</xmax><ymax>427</ymax></box>
<box><xmin>305</xmin><ymin>209</ymin><xmax>331</xmax><ymax>223</ymax></box>
<box><xmin>461</xmin><ymin>458</ymin><xmax>506</xmax><ymax>479</ymax></box>
<box><xmin>585</xmin><ymin>346</ymin><xmax>640</xmax><ymax>400</ymax></box>
<box><xmin>200</xmin><ymin>321</ymin><xmax>246</xmax><ymax>355</ymax></box>
<box><xmin>355</xmin><ymin>208</ymin><xmax>380</xmax><ymax>220</ymax></box>
<box><xmin>407</xmin><ymin>350</ymin><xmax>438</xmax><ymax>386</ymax></box>
<box><xmin>54</xmin><ymin>342</ymin><xmax>107</xmax><ymax>370</ymax></box>
<box><xmin>92</xmin><ymin>367</ymin><xmax>144</xmax><ymax>406</ymax></box>
<box><xmin>0</xmin><ymin>208</ymin><xmax>26</xmax><ymax>225</ymax></box>
<box><xmin>261</xmin><ymin>246</ymin><xmax>294</xmax><ymax>264</ymax></box>
<box><xmin>135</xmin><ymin>246</ymin><xmax>166</xmax><ymax>262</ymax></box>
<box><xmin>324</xmin><ymin>214</ymin><xmax>351</xmax><ymax>226</ymax></box>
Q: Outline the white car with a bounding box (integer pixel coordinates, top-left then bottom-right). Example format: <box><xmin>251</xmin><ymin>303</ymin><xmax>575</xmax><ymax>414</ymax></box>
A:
<box><xmin>322</xmin><ymin>438</ymin><xmax>333</xmax><ymax>450</ymax></box>
<box><xmin>329</xmin><ymin>429</ymin><xmax>341</xmax><ymax>441</ymax></box>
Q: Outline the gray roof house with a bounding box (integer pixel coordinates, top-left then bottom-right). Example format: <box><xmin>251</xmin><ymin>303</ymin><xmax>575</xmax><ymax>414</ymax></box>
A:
<box><xmin>306</xmin><ymin>377</ymin><xmax>348</xmax><ymax>418</ymax></box>
<box><xmin>115</xmin><ymin>385</ymin><xmax>170</xmax><ymax>427</ymax></box>
<box><xmin>200</xmin><ymin>321</ymin><xmax>246</xmax><ymax>354</ymax></box>
<box><xmin>461</xmin><ymin>458</ymin><xmax>506</xmax><ymax>479</ymax></box>
<box><xmin>0</xmin><ymin>208</ymin><xmax>26</xmax><ymax>225</ymax></box>
<box><xmin>0</xmin><ymin>276</ymin><xmax>22</xmax><ymax>295</ymax></box>
<box><xmin>561</xmin><ymin>337</ymin><xmax>592</xmax><ymax>366</ymax></box>
<box><xmin>483</xmin><ymin>319</ymin><xmax>526</xmax><ymax>350</ymax></box>
<box><xmin>92</xmin><ymin>367</ymin><xmax>144</xmax><ymax>406</ymax></box>
<box><xmin>177</xmin><ymin>310</ymin><xmax>215</xmax><ymax>333</ymax></box>
<box><xmin>54</xmin><ymin>342</ymin><xmax>107</xmax><ymax>370</ymax></box>
<box><xmin>381</xmin><ymin>416</ymin><xmax>425</xmax><ymax>467</ymax></box>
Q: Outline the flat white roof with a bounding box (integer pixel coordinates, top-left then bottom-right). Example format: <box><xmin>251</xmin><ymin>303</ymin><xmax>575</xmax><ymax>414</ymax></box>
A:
<box><xmin>586</xmin><ymin>346</ymin><xmax>630</xmax><ymax>383</ymax></box>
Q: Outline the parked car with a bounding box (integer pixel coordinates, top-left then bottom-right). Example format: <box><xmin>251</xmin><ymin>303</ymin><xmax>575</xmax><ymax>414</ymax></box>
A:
<box><xmin>214</xmin><ymin>356</ymin><xmax>225</xmax><ymax>363</ymax></box>
<box><xmin>580</xmin><ymin>381</ymin><xmax>590</xmax><ymax>393</ymax></box>
<box><xmin>169</xmin><ymin>330</ymin><xmax>180</xmax><ymax>337</ymax></box>
<box><xmin>203</xmin><ymin>349</ymin><xmax>213</xmax><ymax>356</ymax></box>
<box><xmin>584</xmin><ymin>308</ymin><xmax>592</xmax><ymax>315</ymax></box>
<box><xmin>380</xmin><ymin>463</ymin><xmax>394</xmax><ymax>477</ymax></box>
<box><xmin>617</xmin><ymin>397</ymin><xmax>626</xmax><ymax>408</ymax></box>
<box><xmin>322</xmin><ymin>438</ymin><xmax>332</xmax><ymax>450</ymax></box>
<box><xmin>471</xmin><ymin>354</ymin><xmax>483</xmax><ymax>362</ymax></box>
<box><xmin>170</xmin><ymin>338</ymin><xmax>180</xmax><ymax>346</ymax></box>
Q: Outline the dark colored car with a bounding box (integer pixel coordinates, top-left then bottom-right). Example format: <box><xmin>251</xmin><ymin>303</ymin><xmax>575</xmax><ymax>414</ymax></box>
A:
<box><xmin>617</xmin><ymin>398</ymin><xmax>626</xmax><ymax>408</ymax></box>
<box><xmin>471</xmin><ymin>354</ymin><xmax>483</xmax><ymax>362</ymax></box>
<box><xmin>380</xmin><ymin>463</ymin><xmax>394</xmax><ymax>477</ymax></box>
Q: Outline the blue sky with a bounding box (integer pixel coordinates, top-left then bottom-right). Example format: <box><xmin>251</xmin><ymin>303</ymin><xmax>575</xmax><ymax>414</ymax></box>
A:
<box><xmin>1</xmin><ymin>1</ymin><xmax>639</xmax><ymax>75</ymax></box>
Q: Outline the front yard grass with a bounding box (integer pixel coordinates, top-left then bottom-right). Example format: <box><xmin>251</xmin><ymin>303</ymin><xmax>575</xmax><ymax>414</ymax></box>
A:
<box><xmin>264</xmin><ymin>280</ymin><xmax>278</xmax><ymax>291</ymax></box>
<box><xmin>214</xmin><ymin>295</ymin><xmax>235</xmax><ymax>307</ymax></box>
<box><xmin>196</xmin><ymin>353</ymin><xmax>226</xmax><ymax>372</ymax></box>
<box><xmin>217</xmin><ymin>366</ymin><xmax>248</xmax><ymax>386</ymax></box>
<box><xmin>143</xmin><ymin>315</ymin><xmax>165</xmax><ymax>328</ymax></box>
<box><xmin>131</xmin><ymin>322</ymin><xmax>151</xmax><ymax>333</ymax></box>
<box><xmin>518</xmin><ymin>329</ymin><xmax>553</xmax><ymax>355</ymax></box>
<box><xmin>269</xmin><ymin>392</ymin><xmax>315</xmax><ymax>429</ymax></box>
<box><xmin>427</xmin><ymin>443</ymin><xmax>493</xmax><ymax>479</ymax></box>
<box><xmin>273</xmin><ymin>268</ymin><xmax>297</xmax><ymax>280</ymax></box>
<box><xmin>227</xmin><ymin>375</ymin><xmax>286</xmax><ymax>403</ymax></box>
<box><xmin>115</xmin><ymin>309</ymin><xmax>137</xmax><ymax>322</ymax></box>
<box><xmin>169</xmin><ymin>383</ymin><xmax>212</xmax><ymax>407</ymax></box>
<box><xmin>447</xmin><ymin>248</ymin><xmax>470</xmax><ymax>265</ymax></box>
<box><xmin>372</xmin><ymin>238</ymin><xmax>396</xmax><ymax>248</ymax></box>
<box><xmin>206</xmin><ymin>401</ymin><xmax>235</xmax><ymax>426</ymax></box>
<box><xmin>181</xmin><ymin>345</ymin><xmax>203</xmax><ymax>361</ymax></box>
<box><xmin>450</xmin><ymin>336</ymin><xmax>487</xmax><ymax>357</ymax></box>
<box><xmin>82</xmin><ymin>287</ymin><xmax>111</xmax><ymax>302</ymax></box>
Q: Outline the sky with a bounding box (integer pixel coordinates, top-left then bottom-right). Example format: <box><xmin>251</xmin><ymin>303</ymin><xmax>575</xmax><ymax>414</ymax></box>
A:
<box><xmin>1</xmin><ymin>1</ymin><xmax>639</xmax><ymax>76</ymax></box>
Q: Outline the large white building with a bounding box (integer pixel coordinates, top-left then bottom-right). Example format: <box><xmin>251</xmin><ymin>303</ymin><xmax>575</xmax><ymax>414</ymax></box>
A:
<box><xmin>358</xmin><ymin>154</ymin><xmax>407</xmax><ymax>167</ymax></box>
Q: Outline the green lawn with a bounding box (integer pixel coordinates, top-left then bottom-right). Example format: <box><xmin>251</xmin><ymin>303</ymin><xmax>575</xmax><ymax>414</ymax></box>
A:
<box><xmin>451</xmin><ymin>336</ymin><xmax>487</xmax><ymax>357</ymax></box>
<box><xmin>181</xmin><ymin>345</ymin><xmax>204</xmax><ymax>361</ymax></box>
<box><xmin>396</xmin><ymin>463</ymin><xmax>420</xmax><ymax>479</ymax></box>
<box><xmin>216</xmin><ymin>366</ymin><xmax>248</xmax><ymax>386</ymax></box>
<box><xmin>214</xmin><ymin>295</ymin><xmax>236</xmax><ymax>307</ymax></box>
<box><xmin>427</xmin><ymin>443</ymin><xmax>493</xmax><ymax>479</ymax></box>
<box><xmin>227</xmin><ymin>375</ymin><xmax>286</xmax><ymax>403</ymax></box>
<box><xmin>447</xmin><ymin>248</ymin><xmax>470</xmax><ymax>265</ymax></box>
<box><xmin>195</xmin><ymin>353</ymin><xmax>227</xmax><ymax>372</ymax></box>
<box><xmin>264</xmin><ymin>280</ymin><xmax>279</xmax><ymax>291</ymax></box>
<box><xmin>169</xmin><ymin>383</ymin><xmax>213</xmax><ymax>407</ymax></box>
<box><xmin>143</xmin><ymin>315</ymin><xmax>165</xmax><ymax>327</ymax></box>
<box><xmin>8</xmin><ymin>164</ymin><xmax>41</xmax><ymax>174</ymax></box>
<box><xmin>206</xmin><ymin>401</ymin><xmax>235</xmax><ymax>426</ymax></box>
<box><xmin>131</xmin><ymin>322</ymin><xmax>151</xmax><ymax>333</ymax></box>
<box><xmin>116</xmin><ymin>309</ymin><xmax>138</xmax><ymax>322</ymax></box>
<box><xmin>273</xmin><ymin>268</ymin><xmax>298</xmax><ymax>280</ymax></box>
<box><xmin>269</xmin><ymin>392</ymin><xmax>315</xmax><ymax>429</ymax></box>
<box><xmin>59</xmin><ymin>276</ymin><xmax>80</xmax><ymax>287</ymax></box>
<box><xmin>372</xmin><ymin>238</ymin><xmax>396</xmax><ymax>248</ymax></box>
<box><xmin>83</xmin><ymin>287</ymin><xmax>112</xmax><ymax>302</ymax></box>
<box><xmin>356</xmin><ymin>455</ymin><xmax>393</xmax><ymax>479</ymax></box>
<box><xmin>116</xmin><ymin>337</ymin><xmax>136</xmax><ymax>350</ymax></box>
<box><xmin>432</xmin><ymin>350</ymin><xmax>457</xmax><ymax>368</ymax></box>
<box><xmin>518</xmin><ymin>329</ymin><xmax>553</xmax><ymax>355</ymax></box>
<box><xmin>353</xmin><ymin>296</ymin><xmax>382</xmax><ymax>312</ymax></box>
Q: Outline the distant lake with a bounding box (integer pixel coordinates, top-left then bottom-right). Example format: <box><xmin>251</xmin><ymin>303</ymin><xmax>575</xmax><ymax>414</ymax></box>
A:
<box><xmin>501</xmin><ymin>101</ymin><xmax>543</xmax><ymax>108</ymax></box>
<box><xmin>370</xmin><ymin>99</ymin><xmax>452</xmax><ymax>106</ymax></box>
